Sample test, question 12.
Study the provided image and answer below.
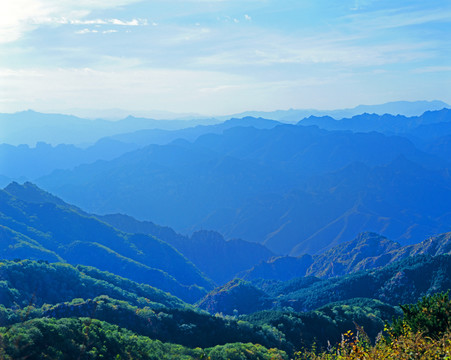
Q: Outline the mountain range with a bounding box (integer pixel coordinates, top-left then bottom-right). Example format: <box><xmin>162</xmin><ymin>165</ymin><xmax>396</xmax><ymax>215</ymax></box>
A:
<box><xmin>2</xmin><ymin>181</ymin><xmax>451</xmax><ymax>294</ymax></box>
<box><xmin>53</xmin><ymin>100</ymin><xmax>450</xmax><ymax>121</ymax></box>
<box><xmin>0</xmin><ymin>116</ymin><xmax>281</xmax><ymax>183</ymax></box>
<box><xmin>198</xmin><ymin>253</ymin><xmax>451</xmax><ymax>315</ymax></box>
<box><xmin>1</xmin><ymin>101</ymin><xmax>447</xmax><ymax>146</ymax></box>
<box><xmin>34</xmin><ymin>108</ymin><xmax>451</xmax><ymax>255</ymax></box>
<box><xmin>242</xmin><ymin>231</ymin><xmax>451</xmax><ymax>281</ymax></box>
<box><xmin>2</xmin><ymin>102</ymin><xmax>451</xmax><ymax>358</ymax></box>
<box><xmin>0</xmin><ymin>182</ymin><xmax>275</xmax><ymax>289</ymax></box>
<box><xmin>0</xmin><ymin>110</ymin><xmax>217</xmax><ymax>146</ymax></box>
<box><xmin>223</xmin><ymin>100</ymin><xmax>449</xmax><ymax>122</ymax></box>
<box><xmin>97</xmin><ymin>213</ymin><xmax>274</xmax><ymax>284</ymax></box>
<box><xmin>0</xmin><ymin>181</ymin><xmax>213</xmax><ymax>302</ymax></box>
<box><xmin>1</xmin><ymin>181</ymin><xmax>450</xmax><ymax>357</ymax></box>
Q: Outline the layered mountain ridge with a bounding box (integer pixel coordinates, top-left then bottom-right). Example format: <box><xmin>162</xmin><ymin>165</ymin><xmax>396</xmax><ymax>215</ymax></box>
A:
<box><xmin>243</xmin><ymin>231</ymin><xmax>451</xmax><ymax>281</ymax></box>
<box><xmin>34</xmin><ymin>108</ymin><xmax>451</xmax><ymax>254</ymax></box>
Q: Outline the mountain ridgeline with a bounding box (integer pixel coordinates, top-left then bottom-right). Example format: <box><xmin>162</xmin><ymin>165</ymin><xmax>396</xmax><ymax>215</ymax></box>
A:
<box><xmin>1</xmin><ymin>104</ymin><xmax>451</xmax><ymax>358</ymax></box>
<box><xmin>198</xmin><ymin>253</ymin><xmax>451</xmax><ymax>315</ymax></box>
<box><xmin>33</xmin><ymin>108</ymin><xmax>451</xmax><ymax>255</ymax></box>
<box><xmin>242</xmin><ymin>231</ymin><xmax>451</xmax><ymax>281</ymax></box>
<box><xmin>0</xmin><ymin>181</ymin><xmax>213</xmax><ymax>302</ymax></box>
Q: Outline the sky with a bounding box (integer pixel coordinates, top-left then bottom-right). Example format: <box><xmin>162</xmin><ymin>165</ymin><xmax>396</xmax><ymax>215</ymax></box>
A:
<box><xmin>0</xmin><ymin>0</ymin><xmax>450</xmax><ymax>116</ymax></box>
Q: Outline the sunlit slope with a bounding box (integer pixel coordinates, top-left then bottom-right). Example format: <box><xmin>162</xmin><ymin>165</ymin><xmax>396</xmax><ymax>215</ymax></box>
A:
<box><xmin>0</xmin><ymin>183</ymin><xmax>213</xmax><ymax>302</ymax></box>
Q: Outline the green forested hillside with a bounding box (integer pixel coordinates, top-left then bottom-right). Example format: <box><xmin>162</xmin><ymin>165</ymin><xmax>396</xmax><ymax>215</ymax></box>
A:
<box><xmin>0</xmin><ymin>260</ymin><xmax>186</xmax><ymax>309</ymax></box>
<box><xmin>0</xmin><ymin>183</ymin><xmax>213</xmax><ymax>302</ymax></box>
<box><xmin>242</xmin><ymin>298</ymin><xmax>401</xmax><ymax>350</ymax></box>
<box><xmin>199</xmin><ymin>254</ymin><xmax>451</xmax><ymax>315</ymax></box>
<box><xmin>0</xmin><ymin>317</ymin><xmax>289</xmax><ymax>360</ymax></box>
<box><xmin>0</xmin><ymin>260</ymin><xmax>289</xmax><ymax>353</ymax></box>
<box><xmin>99</xmin><ymin>213</ymin><xmax>274</xmax><ymax>284</ymax></box>
<box><xmin>1</xmin><ymin>174</ymin><xmax>451</xmax><ymax>358</ymax></box>
<box><xmin>0</xmin><ymin>259</ymin><xmax>404</xmax><ymax>357</ymax></box>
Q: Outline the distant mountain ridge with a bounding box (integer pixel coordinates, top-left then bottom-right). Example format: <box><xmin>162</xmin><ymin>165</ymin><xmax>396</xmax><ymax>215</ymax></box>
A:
<box><xmin>2</xmin><ymin>101</ymin><xmax>447</xmax><ymax>146</ymax></box>
<box><xmin>4</xmin><ymin>108</ymin><xmax>451</xmax><ymax>257</ymax></box>
<box><xmin>243</xmin><ymin>231</ymin><xmax>451</xmax><ymax>281</ymax></box>
<box><xmin>35</xmin><ymin>111</ymin><xmax>451</xmax><ymax>255</ymax></box>
<box><xmin>0</xmin><ymin>110</ymin><xmax>218</xmax><ymax>146</ymax></box>
<box><xmin>107</xmin><ymin>116</ymin><xmax>282</xmax><ymax>148</ymax></box>
<box><xmin>222</xmin><ymin>100</ymin><xmax>449</xmax><ymax>122</ymax></box>
<box><xmin>0</xmin><ymin>182</ymin><xmax>274</xmax><ymax>288</ymax></box>
<box><xmin>298</xmin><ymin>108</ymin><xmax>451</xmax><ymax>136</ymax></box>
<box><xmin>0</xmin><ymin>116</ymin><xmax>280</xmax><ymax>181</ymax></box>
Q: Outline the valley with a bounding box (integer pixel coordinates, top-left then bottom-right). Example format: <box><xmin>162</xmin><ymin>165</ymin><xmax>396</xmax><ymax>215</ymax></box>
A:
<box><xmin>1</xmin><ymin>103</ymin><xmax>451</xmax><ymax>358</ymax></box>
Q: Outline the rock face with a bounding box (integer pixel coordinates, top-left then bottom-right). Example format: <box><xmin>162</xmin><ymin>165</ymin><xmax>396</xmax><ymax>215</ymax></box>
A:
<box><xmin>200</xmin><ymin>254</ymin><xmax>451</xmax><ymax>314</ymax></box>
<box><xmin>242</xmin><ymin>231</ymin><xmax>451</xmax><ymax>282</ymax></box>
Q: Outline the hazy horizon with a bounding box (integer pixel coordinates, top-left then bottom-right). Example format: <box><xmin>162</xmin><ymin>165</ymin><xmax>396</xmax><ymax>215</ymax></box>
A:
<box><xmin>0</xmin><ymin>99</ymin><xmax>449</xmax><ymax>121</ymax></box>
<box><xmin>1</xmin><ymin>0</ymin><xmax>450</xmax><ymax>115</ymax></box>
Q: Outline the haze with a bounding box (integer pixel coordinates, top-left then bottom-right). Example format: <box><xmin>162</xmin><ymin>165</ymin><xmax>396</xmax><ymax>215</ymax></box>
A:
<box><xmin>1</xmin><ymin>0</ymin><xmax>450</xmax><ymax>116</ymax></box>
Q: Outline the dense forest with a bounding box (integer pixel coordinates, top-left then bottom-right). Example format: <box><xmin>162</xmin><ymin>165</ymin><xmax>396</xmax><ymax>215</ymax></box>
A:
<box><xmin>0</xmin><ymin>261</ymin><xmax>449</xmax><ymax>359</ymax></box>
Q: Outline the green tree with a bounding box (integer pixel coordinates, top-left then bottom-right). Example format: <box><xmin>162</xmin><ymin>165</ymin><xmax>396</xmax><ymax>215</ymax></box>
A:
<box><xmin>390</xmin><ymin>291</ymin><xmax>451</xmax><ymax>338</ymax></box>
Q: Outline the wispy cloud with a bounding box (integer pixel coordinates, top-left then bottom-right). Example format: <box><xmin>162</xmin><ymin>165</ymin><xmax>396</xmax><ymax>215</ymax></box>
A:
<box><xmin>191</xmin><ymin>28</ymin><xmax>435</xmax><ymax>69</ymax></box>
<box><xmin>344</xmin><ymin>6</ymin><xmax>451</xmax><ymax>31</ymax></box>
<box><xmin>36</xmin><ymin>17</ymin><xmax>148</xmax><ymax>27</ymax></box>
<box><xmin>0</xmin><ymin>0</ymin><xmax>146</xmax><ymax>43</ymax></box>
<box><xmin>413</xmin><ymin>66</ymin><xmax>451</xmax><ymax>74</ymax></box>
<box><xmin>1</xmin><ymin>0</ymin><xmax>450</xmax><ymax>113</ymax></box>
<box><xmin>75</xmin><ymin>28</ymin><xmax>118</xmax><ymax>35</ymax></box>
<box><xmin>75</xmin><ymin>28</ymin><xmax>98</xmax><ymax>34</ymax></box>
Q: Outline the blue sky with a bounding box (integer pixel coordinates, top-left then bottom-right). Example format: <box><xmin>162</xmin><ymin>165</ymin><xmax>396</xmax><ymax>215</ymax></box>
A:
<box><xmin>1</xmin><ymin>0</ymin><xmax>450</xmax><ymax>116</ymax></box>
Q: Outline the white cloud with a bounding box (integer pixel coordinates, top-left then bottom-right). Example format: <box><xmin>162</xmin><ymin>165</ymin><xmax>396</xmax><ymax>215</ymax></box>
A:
<box><xmin>75</xmin><ymin>28</ymin><xmax>93</xmax><ymax>34</ymax></box>
<box><xmin>1</xmin><ymin>1</ymin><xmax>449</xmax><ymax>113</ymax></box>
<box><xmin>35</xmin><ymin>17</ymin><xmax>148</xmax><ymax>27</ymax></box>
<box><xmin>110</xmin><ymin>18</ymin><xmax>147</xmax><ymax>26</ymax></box>
<box><xmin>0</xmin><ymin>0</ymin><xmax>145</xmax><ymax>43</ymax></box>
<box><xmin>76</xmin><ymin>28</ymin><xmax>121</xmax><ymax>35</ymax></box>
<box><xmin>65</xmin><ymin>19</ymin><xmax>107</xmax><ymax>25</ymax></box>
<box><xmin>0</xmin><ymin>0</ymin><xmax>47</xmax><ymax>43</ymax></box>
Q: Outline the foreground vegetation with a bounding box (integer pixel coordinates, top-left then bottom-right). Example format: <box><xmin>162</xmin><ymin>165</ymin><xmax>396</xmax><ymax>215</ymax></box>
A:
<box><xmin>295</xmin><ymin>327</ymin><xmax>451</xmax><ymax>359</ymax></box>
<box><xmin>0</xmin><ymin>292</ymin><xmax>449</xmax><ymax>359</ymax></box>
<box><xmin>295</xmin><ymin>292</ymin><xmax>451</xmax><ymax>359</ymax></box>
<box><xmin>1</xmin><ymin>259</ymin><xmax>450</xmax><ymax>359</ymax></box>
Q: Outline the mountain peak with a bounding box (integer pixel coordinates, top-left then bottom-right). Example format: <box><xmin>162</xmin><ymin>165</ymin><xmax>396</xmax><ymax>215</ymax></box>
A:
<box><xmin>4</xmin><ymin>181</ymin><xmax>67</xmax><ymax>207</ymax></box>
<box><xmin>197</xmin><ymin>278</ymin><xmax>271</xmax><ymax>315</ymax></box>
